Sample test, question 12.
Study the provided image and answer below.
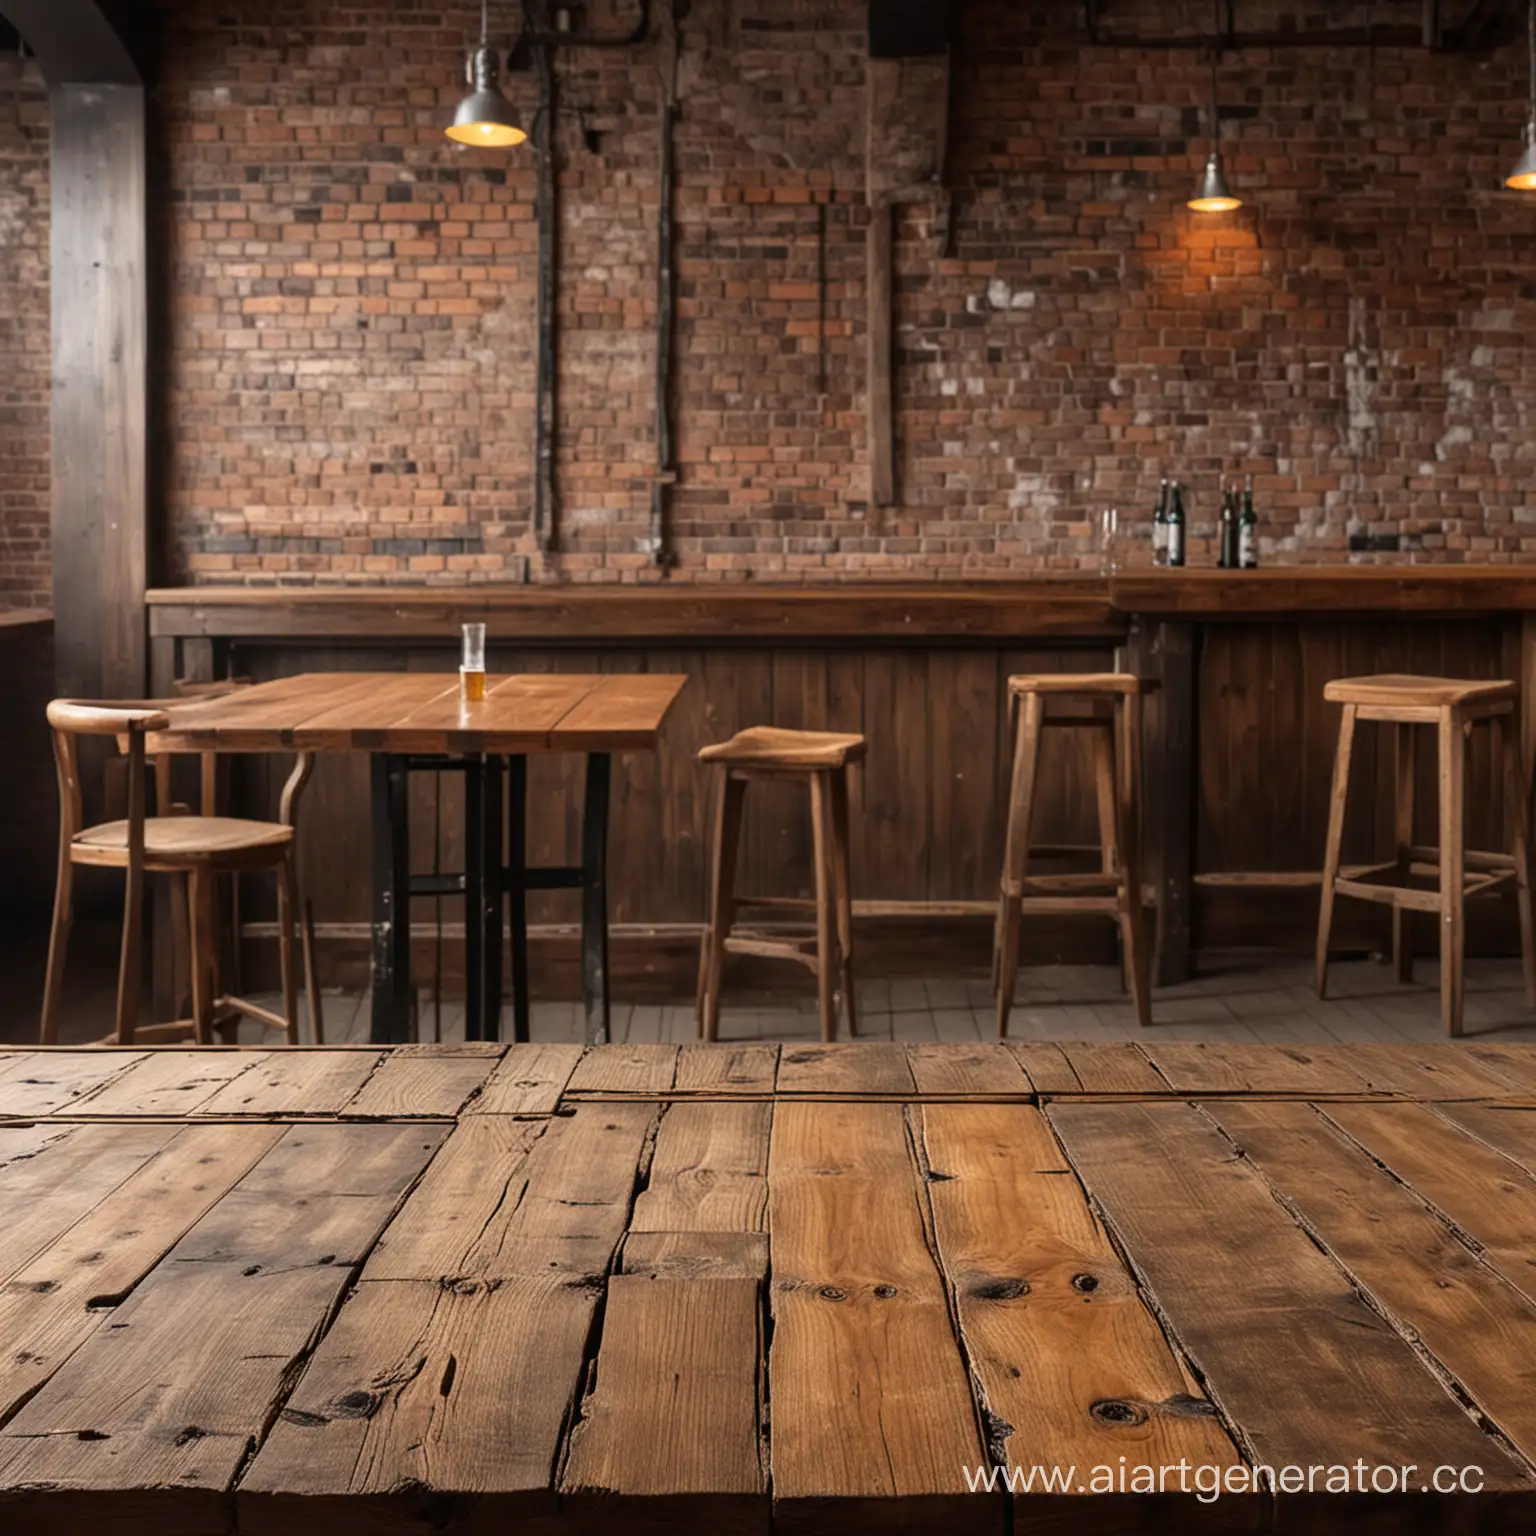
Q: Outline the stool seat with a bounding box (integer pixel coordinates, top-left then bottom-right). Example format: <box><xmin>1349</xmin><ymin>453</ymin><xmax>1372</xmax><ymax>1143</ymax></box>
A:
<box><xmin>72</xmin><ymin>815</ymin><xmax>294</xmax><ymax>871</ymax></box>
<box><xmin>1009</xmin><ymin>673</ymin><xmax>1154</xmax><ymax>697</ymax></box>
<box><xmin>1323</xmin><ymin>674</ymin><xmax>1517</xmax><ymax>708</ymax></box>
<box><xmin>699</xmin><ymin>726</ymin><xmax>867</xmax><ymax>771</ymax></box>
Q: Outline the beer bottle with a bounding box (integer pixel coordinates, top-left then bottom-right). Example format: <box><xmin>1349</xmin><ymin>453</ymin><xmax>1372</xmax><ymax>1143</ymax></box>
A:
<box><xmin>1239</xmin><ymin>474</ymin><xmax>1258</xmax><ymax>569</ymax></box>
<box><xmin>1167</xmin><ymin>482</ymin><xmax>1187</xmax><ymax>568</ymax></box>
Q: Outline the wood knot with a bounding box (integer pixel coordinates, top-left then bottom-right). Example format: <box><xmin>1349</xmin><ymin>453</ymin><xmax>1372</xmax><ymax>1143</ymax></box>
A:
<box><xmin>333</xmin><ymin>1389</ymin><xmax>378</xmax><ymax>1419</ymax></box>
<box><xmin>872</xmin><ymin>1284</ymin><xmax>898</xmax><ymax>1300</ymax></box>
<box><xmin>818</xmin><ymin>1286</ymin><xmax>848</xmax><ymax>1302</ymax></box>
<box><xmin>1091</xmin><ymin>1399</ymin><xmax>1146</xmax><ymax>1427</ymax></box>
<box><xmin>971</xmin><ymin>1276</ymin><xmax>1030</xmax><ymax>1301</ymax></box>
<box><xmin>1071</xmin><ymin>1272</ymin><xmax>1100</xmax><ymax>1294</ymax></box>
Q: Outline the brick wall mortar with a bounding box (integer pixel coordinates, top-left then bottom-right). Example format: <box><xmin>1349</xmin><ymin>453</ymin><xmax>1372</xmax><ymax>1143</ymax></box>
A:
<box><xmin>147</xmin><ymin>0</ymin><xmax>1536</xmax><ymax>583</ymax></box>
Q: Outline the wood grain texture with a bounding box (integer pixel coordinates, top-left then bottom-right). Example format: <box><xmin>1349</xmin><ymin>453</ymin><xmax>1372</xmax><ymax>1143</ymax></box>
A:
<box><xmin>6</xmin><ymin>1045</ymin><xmax>1536</xmax><ymax>1529</ymax></box>
<box><xmin>767</xmin><ymin>1101</ymin><xmax>994</xmax><ymax>1534</ymax></box>
<box><xmin>918</xmin><ymin>1104</ymin><xmax>1244</xmax><ymax>1501</ymax></box>
<box><xmin>1048</xmin><ymin>1099</ymin><xmax>1532</xmax><ymax>1490</ymax></box>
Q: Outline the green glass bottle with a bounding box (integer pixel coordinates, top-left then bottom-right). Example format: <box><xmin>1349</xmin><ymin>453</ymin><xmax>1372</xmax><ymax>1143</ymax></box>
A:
<box><xmin>1239</xmin><ymin>474</ymin><xmax>1258</xmax><ymax>569</ymax></box>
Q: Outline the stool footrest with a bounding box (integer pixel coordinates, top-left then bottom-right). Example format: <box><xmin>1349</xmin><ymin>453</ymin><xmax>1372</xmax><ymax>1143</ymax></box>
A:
<box><xmin>723</xmin><ymin>934</ymin><xmax>820</xmax><ymax>970</ymax></box>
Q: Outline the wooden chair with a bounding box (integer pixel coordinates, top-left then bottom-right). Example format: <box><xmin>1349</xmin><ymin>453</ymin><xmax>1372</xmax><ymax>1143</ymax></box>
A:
<box><xmin>1316</xmin><ymin>674</ymin><xmax>1536</xmax><ymax>1037</ymax></box>
<box><xmin>995</xmin><ymin>674</ymin><xmax>1153</xmax><ymax>1035</ymax></box>
<box><xmin>696</xmin><ymin>726</ymin><xmax>864</xmax><ymax>1042</ymax></box>
<box><xmin>39</xmin><ymin>699</ymin><xmax>323</xmax><ymax>1047</ymax></box>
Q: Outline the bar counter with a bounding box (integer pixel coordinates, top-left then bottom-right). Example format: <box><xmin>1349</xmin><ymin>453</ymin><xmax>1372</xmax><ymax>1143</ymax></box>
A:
<box><xmin>142</xmin><ymin>570</ymin><xmax>1536</xmax><ymax>997</ymax></box>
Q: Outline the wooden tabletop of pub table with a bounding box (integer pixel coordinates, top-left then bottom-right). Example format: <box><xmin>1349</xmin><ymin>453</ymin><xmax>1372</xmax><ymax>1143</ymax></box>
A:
<box><xmin>3</xmin><ymin>1041</ymin><xmax>1536</xmax><ymax>1534</ymax></box>
<box><xmin>145</xmin><ymin>670</ymin><xmax>688</xmax><ymax>755</ymax></box>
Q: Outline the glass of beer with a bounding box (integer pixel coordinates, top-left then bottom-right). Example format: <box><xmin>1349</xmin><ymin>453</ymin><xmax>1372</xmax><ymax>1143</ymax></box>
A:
<box><xmin>460</xmin><ymin>622</ymin><xmax>487</xmax><ymax>702</ymax></box>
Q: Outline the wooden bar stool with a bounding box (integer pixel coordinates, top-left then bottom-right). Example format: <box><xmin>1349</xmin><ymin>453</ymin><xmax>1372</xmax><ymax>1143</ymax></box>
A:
<box><xmin>40</xmin><ymin>700</ymin><xmax>323</xmax><ymax>1047</ymax></box>
<box><xmin>995</xmin><ymin>674</ymin><xmax>1153</xmax><ymax>1035</ymax></box>
<box><xmin>696</xmin><ymin>726</ymin><xmax>864</xmax><ymax>1042</ymax></box>
<box><xmin>1316</xmin><ymin>674</ymin><xmax>1536</xmax><ymax>1037</ymax></box>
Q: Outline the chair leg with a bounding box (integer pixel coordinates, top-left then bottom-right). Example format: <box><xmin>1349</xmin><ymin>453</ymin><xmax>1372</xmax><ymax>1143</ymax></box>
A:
<box><xmin>809</xmin><ymin>770</ymin><xmax>838</xmax><ymax>1043</ymax></box>
<box><xmin>1091</xmin><ymin>722</ymin><xmax>1126</xmax><ymax>993</ymax></box>
<box><xmin>188</xmin><ymin>868</ymin><xmax>215</xmax><ymax>1045</ymax></box>
<box><xmin>996</xmin><ymin>691</ymin><xmax>1044</xmax><ymax>1038</ymax></box>
<box><xmin>830</xmin><ymin>766</ymin><xmax>858</xmax><ymax>1038</ymax></box>
<box><xmin>113</xmin><ymin>865</ymin><xmax>147</xmax><ymax>1050</ymax></box>
<box><xmin>700</xmin><ymin>771</ymin><xmax>746</xmax><ymax>1042</ymax></box>
<box><xmin>1117</xmin><ymin>695</ymin><xmax>1153</xmax><ymax>1029</ymax></box>
<box><xmin>1393</xmin><ymin>721</ymin><xmax>1415</xmax><ymax>984</ymax></box>
<box><xmin>302</xmin><ymin>896</ymin><xmax>325</xmax><ymax>1044</ymax></box>
<box><xmin>1438</xmin><ymin>706</ymin><xmax>1467</xmax><ymax>1038</ymax></box>
<box><xmin>277</xmin><ymin>854</ymin><xmax>301</xmax><ymax>1046</ymax></box>
<box><xmin>1316</xmin><ymin>702</ymin><xmax>1358</xmax><ymax>1001</ymax></box>
<box><xmin>39</xmin><ymin>855</ymin><xmax>74</xmax><ymax>1044</ymax></box>
<box><xmin>1498</xmin><ymin>710</ymin><xmax>1536</xmax><ymax>1008</ymax></box>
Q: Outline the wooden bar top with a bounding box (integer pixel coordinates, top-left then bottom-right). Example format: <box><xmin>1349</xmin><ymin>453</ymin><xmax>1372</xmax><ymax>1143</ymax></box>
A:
<box><xmin>4</xmin><ymin>1041</ymin><xmax>1536</xmax><ymax>1533</ymax></box>
<box><xmin>144</xmin><ymin>567</ymin><xmax>1536</xmax><ymax>643</ymax></box>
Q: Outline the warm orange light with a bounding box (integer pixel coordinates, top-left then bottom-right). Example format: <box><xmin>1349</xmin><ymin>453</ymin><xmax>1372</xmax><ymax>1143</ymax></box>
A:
<box><xmin>1187</xmin><ymin>193</ymin><xmax>1242</xmax><ymax>212</ymax></box>
<box><xmin>445</xmin><ymin>118</ymin><xmax>527</xmax><ymax>147</ymax></box>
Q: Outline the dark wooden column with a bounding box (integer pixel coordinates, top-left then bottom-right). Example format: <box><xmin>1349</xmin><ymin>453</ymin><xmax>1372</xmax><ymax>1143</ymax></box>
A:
<box><xmin>2</xmin><ymin>1</ymin><xmax>147</xmax><ymax>702</ymax></box>
<box><xmin>50</xmin><ymin>82</ymin><xmax>147</xmax><ymax>701</ymax></box>
<box><xmin>1124</xmin><ymin>617</ymin><xmax>1196</xmax><ymax>987</ymax></box>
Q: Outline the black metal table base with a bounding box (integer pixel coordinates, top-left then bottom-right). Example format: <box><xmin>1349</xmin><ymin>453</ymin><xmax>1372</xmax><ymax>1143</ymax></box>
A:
<box><xmin>368</xmin><ymin>751</ymin><xmax>612</xmax><ymax>1045</ymax></box>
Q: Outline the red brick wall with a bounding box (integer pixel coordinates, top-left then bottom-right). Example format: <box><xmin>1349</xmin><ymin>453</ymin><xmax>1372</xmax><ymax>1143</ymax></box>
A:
<box><xmin>153</xmin><ymin>1</ymin><xmax>1536</xmax><ymax>584</ymax></box>
<box><xmin>0</xmin><ymin>56</ymin><xmax>50</xmax><ymax>608</ymax></box>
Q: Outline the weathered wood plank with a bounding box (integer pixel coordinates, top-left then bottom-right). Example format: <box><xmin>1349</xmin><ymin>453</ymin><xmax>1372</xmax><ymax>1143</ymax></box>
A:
<box><xmin>1313</xmin><ymin>1043</ymin><xmax>1516</xmax><ymax>1099</ymax></box>
<box><xmin>905</xmin><ymin>1042</ymin><xmax>1032</xmax><ymax>1097</ymax></box>
<box><xmin>340</xmin><ymin>1052</ymin><xmax>496</xmax><ymax>1118</ymax></box>
<box><xmin>562</xmin><ymin>1099</ymin><xmax>770</xmax><ymax>1531</ymax></box>
<box><xmin>774</xmin><ymin>1043</ymin><xmax>916</xmax><ymax>1096</ymax></box>
<box><xmin>629</xmin><ymin>1102</ymin><xmax>771</xmax><ymax>1237</ymax></box>
<box><xmin>238</xmin><ymin>1276</ymin><xmax>592</xmax><ymax>1532</ymax></box>
<box><xmin>0</xmin><ymin>1050</ymin><xmax>146</xmax><ymax>1116</ymax></box>
<box><xmin>194</xmin><ymin>1049</ymin><xmax>385</xmax><ymax>1116</ymax></box>
<box><xmin>468</xmin><ymin>1042</ymin><xmax>584</xmax><ymax>1115</ymax></box>
<box><xmin>567</xmin><ymin>1043</ymin><xmax>679</xmax><ymax>1095</ymax></box>
<box><xmin>0</xmin><ymin>1122</ymin><xmax>286</xmax><ymax>1422</ymax></box>
<box><xmin>0</xmin><ymin>1123</ymin><xmax>444</xmax><ymax>1527</ymax></box>
<box><xmin>674</xmin><ymin>1042</ymin><xmax>780</xmax><ymax>1095</ymax></box>
<box><xmin>74</xmin><ymin>1049</ymin><xmax>269</xmax><ymax>1116</ymax></box>
<box><xmin>1059</xmin><ymin>1042</ymin><xmax>1169</xmax><ymax>1095</ymax></box>
<box><xmin>1139</xmin><ymin>1042</ymin><xmax>1369</xmax><ymax>1096</ymax></box>
<box><xmin>1320</xmin><ymin>1100</ymin><xmax>1536</xmax><ymax>1305</ymax></box>
<box><xmin>0</xmin><ymin>1121</ymin><xmax>175</xmax><ymax>1280</ymax></box>
<box><xmin>561</xmin><ymin>1276</ymin><xmax>767</xmax><ymax>1531</ymax></box>
<box><xmin>768</xmin><ymin>1101</ymin><xmax>997</xmax><ymax>1534</ymax></box>
<box><xmin>366</xmin><ymin>1104</ymin><xmax>654</xmax><ymax>1283</ymax></box>
<box><xmin>1007</xmin><ymin>1041</ymin><xmax>1082</xmax><ymax>1094</ymax></box>
<box><xmin>918</xmin><ymin>1104</ymin><xmax>1244</xmax><ymax>1506</ymax></box>
<box><xmin>1434</xmin><ymin>1103</ymin><xmax>1536</xmax><ymax>1180</ymax></box>
<box><xmin>1210</xmin><ymin>1099</ymin><xmax>1536</xmax><ymax>1469</ymax></box>
<box><xmin>1048</xmin><ymin>1100</ymin><xmax>1529</xmax><ymax>1490</ymax></box>
<box><xmin>621</xmin><ymin>1230</ymin><xmax>769</xmax><ymax>1281</ymax></box>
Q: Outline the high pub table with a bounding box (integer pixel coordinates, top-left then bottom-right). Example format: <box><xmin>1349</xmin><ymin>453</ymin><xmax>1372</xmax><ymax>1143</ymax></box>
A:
<box><xmin>149</xmin><ymin>671</ymin><xmax>686</xmax><ymax>1044</ymax></box>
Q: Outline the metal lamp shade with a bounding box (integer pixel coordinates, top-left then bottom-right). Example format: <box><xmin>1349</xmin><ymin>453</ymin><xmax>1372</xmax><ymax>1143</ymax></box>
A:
<box><xmin>1506</xmin><ymin>128</ymin><xmax>1536</xmax><ymax>190</ymax></box>
<box><xmin>445</xmin><ymin>46</ymin><xmax>526</xmax><ymax>147</ymax></box>
<box><xmin>1188</xmin><ymin>151</ymin><xmax>1241</xmax><ymax>212</ymax></box>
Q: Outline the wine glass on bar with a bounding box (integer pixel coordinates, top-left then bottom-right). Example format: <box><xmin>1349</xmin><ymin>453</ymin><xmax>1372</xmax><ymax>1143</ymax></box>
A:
<box><xmin>461</xmin><ymin>622</ymin><xmax>487</xmax><ymax>702</ymax></box>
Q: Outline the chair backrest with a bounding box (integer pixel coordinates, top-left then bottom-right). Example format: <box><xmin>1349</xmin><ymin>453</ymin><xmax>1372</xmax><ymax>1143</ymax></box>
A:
<box><xmin>45</xmin><ymin>701</ymin><xmax>172</xmax><ymax>852</ymax></box>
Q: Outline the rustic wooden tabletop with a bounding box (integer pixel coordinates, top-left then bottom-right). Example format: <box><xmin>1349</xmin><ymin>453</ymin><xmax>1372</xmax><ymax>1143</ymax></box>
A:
<box><xmin>2</xmin><ymin>1041</ymin><xmax>1535</xmax><ymax>1533</ymax></box>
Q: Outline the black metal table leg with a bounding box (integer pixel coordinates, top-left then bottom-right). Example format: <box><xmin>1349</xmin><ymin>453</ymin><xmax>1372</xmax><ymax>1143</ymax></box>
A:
<box><xmin>506</xmin><ymin>754</ymin><xmax>530</xmax><ymax>1042</ymax></box>
<box><xmin>463</xmin><ymin>754</ymin><xmax>484</xmax><ymax>1041</ymax></box>
<box><xmin>581</xmin><ymin>752</ymin><xmax>612</xmax><ymax>1044</ymax></box>
<box><xmin>370</xmin><ymin>752</ymin><xmax>414</xmax><ymax>1043</ymax></box>
<box><xmin>479</xmin><ymin>754</ymin><xmax>504</xmax><ymax>1041</ymax></box>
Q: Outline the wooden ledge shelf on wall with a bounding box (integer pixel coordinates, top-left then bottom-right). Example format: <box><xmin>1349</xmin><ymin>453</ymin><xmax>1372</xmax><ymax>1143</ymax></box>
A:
<box><xmin>145</xmin><ymin>582</ymin><xmax>1124</xmax><ymax>644</ymax></box>
<box><xmin>1109</xmin><ymin>566</ymin><xmax>1536</xmax><ymax>618</ymax></box>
